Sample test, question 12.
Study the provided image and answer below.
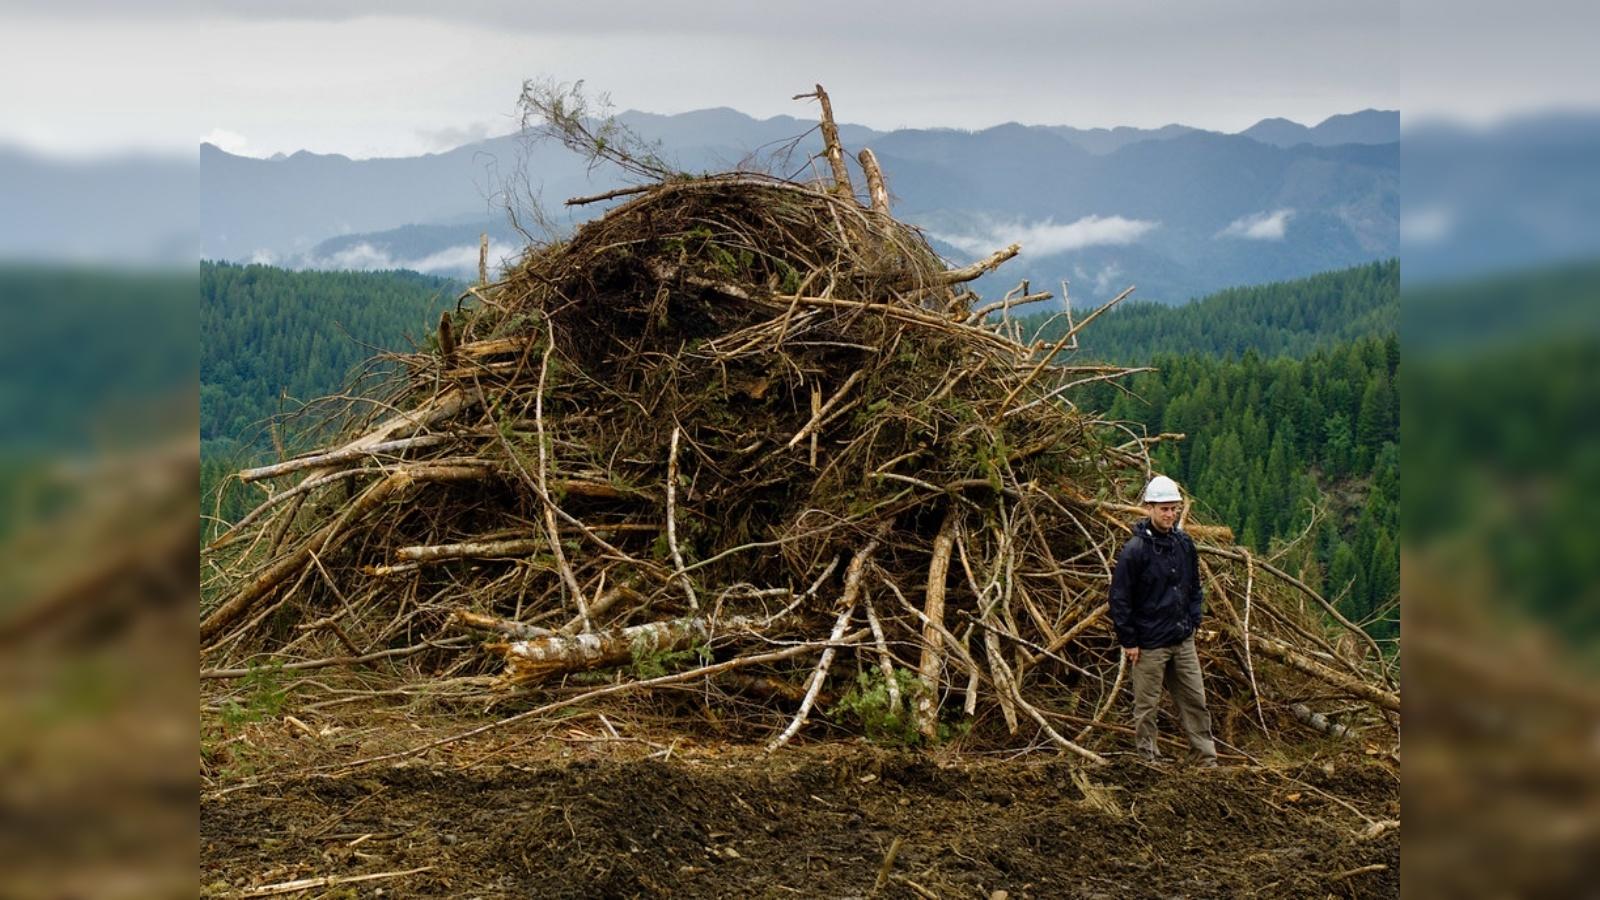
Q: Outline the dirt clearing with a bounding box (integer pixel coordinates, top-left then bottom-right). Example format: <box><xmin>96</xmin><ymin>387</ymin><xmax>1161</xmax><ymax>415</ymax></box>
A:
<box><xmin>203</xmin><ymin>743</ymin><xmax>1397</xmax><ymax>898</ymax></box>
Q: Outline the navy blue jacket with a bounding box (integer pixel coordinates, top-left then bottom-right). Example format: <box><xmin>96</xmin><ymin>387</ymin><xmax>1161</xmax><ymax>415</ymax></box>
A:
<box><xmin>1108</xmin><ymin>518</ymin><xmax>1203</xmax><ymax>649</ymax></box>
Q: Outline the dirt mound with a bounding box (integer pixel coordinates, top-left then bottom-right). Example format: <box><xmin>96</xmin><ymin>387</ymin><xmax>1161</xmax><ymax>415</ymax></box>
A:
<box><xmin>202</xmin><ymin>745</ymin><xmax>1398</xmax><ymax>898</ymax></box>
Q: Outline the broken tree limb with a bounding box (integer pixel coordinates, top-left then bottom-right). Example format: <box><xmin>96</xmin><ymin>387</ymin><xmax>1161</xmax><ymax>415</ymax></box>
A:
<box><xmin>496</xmin><ymin>615</ymin><xmax>762</xmax><ymax>684</ymax></box>
<box><xmin>934</xmin><ymin>244</ymin><xmax>1021</xmax><ymax>285</ymax></box>
<box><xmin>784</xmin><ymin>369</ymin><xmax>863</xmax><ymax>450</ymax></box>
<box><xmin>917</xmin><ymin>508</ymin><xmax>960</xmax><ymax>739</ymax></box>
<box><xmin>993</xmin><ymin>285</ymin><xmax>1136</xmax><ymax>421</ymax></box>
<box><xmin>239</xmin><ymin>434</ymin><xmax>451</xmax><ymax>483</ymax></box>
<box><xmin>864</xmin><ymin>595</ymin><xmax>902</xmax><ymax>714</ymax></box>
<box><xmin>200</xmin><ymin>464</ymin><xmax>492</xmax><ymax>645</ymax></box>
<box><xmin>799</xmin><ymin>84</ymin><xmax>855</xmax><ymax>199</ymax></box>
<box><xmin>858</xmin><ymin>148</ymin><xmax>890</xmax><ymax>214</ymax></box>
<box><xmin>1076</xmin><ymin>650</ymin><xmax>1127</xmax><ymax>745</ymax></box>
<box><xmin>967</xmin><ymin>290</ymin><xmax>1052</xmax><ymax>323</ymax></box>
<box><xmin>452</xmin><ymin>610</ymin><xmax>554</xmax><ymax>640</ymax></box>
<box><xmin>768</xmin><ymin>524</ymin><xmax>886</xmax><ymax>751</ymax></box>
<box><xmin>766</xmin><ymin>603</ymin><xmax>855</xmax><ymax>751</ymax></box>
<box><xmin>396</xmin><ymin>538</ymin><xmax>543</xmax><ymax>563</ymax></box>
<box><xmin>666</xmin><ymin>426</ymin><xmax>700</xmax><ymax>611</ymax></box>
<box><xmin>1200</xmin><ymin>544</ymin><xmax>1392</xmax><ymax>687</ymax></box>
<box><xmin>1247</xmin><ymin>633</ymin><xmax>1400</xmax><ymax>713</ymax></box>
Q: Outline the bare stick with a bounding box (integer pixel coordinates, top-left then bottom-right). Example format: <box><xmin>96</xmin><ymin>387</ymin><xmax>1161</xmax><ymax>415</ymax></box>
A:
<box><xmin>564</xmin><ymin>184</ymin><xmax>652</xmax><ymax>206</ymax></box>
<box><xmin>1200</xmin><ymin>545</ymin><xmax>1391</xmax><ymax>685</ymax></box>
<box><xmin>786</xmin><ymin>370</ymin><xmax>863</xmax><ymax>450</ymax></box>
<box><xmin>997</xmin><ymin>659</ymin><xmax>1107</xmax><ymax>764</ymax></box>
<box><xmin>934</xmin><ymin>243</ymin><xmax>1021</xmax><ymax>285</ymax></box>
<box><xmin>533</xmin><ymin>320</ymin><xmax>591</xmax><ymax>632</ymax></box>
<box><xmin>993</xmin><ymin>285</ymin><xmax>1136</xmax><ymax>421</ymax></box>
<box><xmin>240</xmin><ymin>866</ymin><xmax>435</xmax><ymax>897</ymax></box>
<box><xmin>917</xmin><ymin>508</ymin><xmax>959</xmax><ymax>739</ymax></box>
<box><xmin>797</xmin><ymin>84</ymin><xmax>855</xmax><ymax>198</ymax></box>
<box><xmin>863</xmin><ymin>596</ymin><xmax>901</xmax><ymax>713</ymax></box>
<box><xmin>1240</xmin><ymin>548</ymin><xmax>1271</xmax><ymax>734</ymax></box>
<box><xmin>768</xmin><ymin>524</ymin><xmax>886</xmax><ymax>751</ymax></box>
<box><xmin>238</xmin><ymin>434</ymin><xmax>450</xmax><ymax>483</ymax></box>
<box><xmin>667</xmin><ymin>426</ymin><xmax>699</xmax><ymax>611</ymax></box>
<box><xmin>766</xmin><ymin>603</ymin><xmax>855</xmax><ymax>752</ymax></box>
<box><xmin>200</xmin><ymin>636</ymin><xmax>472</xmax><ymax>679</ymax></box>
<box><xmin>858</xmin><ymin>148</ymin><xmax>890</xmax><ymax>214</ymax></box>
<box><xmin>1041</xmin><ymin>603</ymin><xmax>1108</xmax><ymax>657</ymax></box>
<box><xmin>871</xmin><ymin>836</ymin><xmax>905</xmax><ymax>894</ymax></box>
<box><xmin>394</xmin><ymin>538</ymin><xmax>543</xmax><ymax>562</ymax></box>
<box><xmin>452</xmin><ymin>610</ymin><xmax>553</xmax><ymax>639</ymax></box>
<box><xmin>967</xmin><ymin>290</ymin><xmax>1052</xmax><ymax>323</ymax></box>
<box><xmin>1076</xmin><ymin>650</ymin><xmax>1127</xmax><ymax>744</ymax></box>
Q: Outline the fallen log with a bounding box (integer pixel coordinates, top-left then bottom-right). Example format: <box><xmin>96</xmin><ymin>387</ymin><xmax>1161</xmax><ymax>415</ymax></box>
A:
<box><xmin>496</xmin><ymin>615</ymin><xmax>767</xmax><ymax>684</ymax></box>
<box><xmin>1248</xmin><ymin>633</ymin><xmax>1400</xmax><ymax>713</ymax></box>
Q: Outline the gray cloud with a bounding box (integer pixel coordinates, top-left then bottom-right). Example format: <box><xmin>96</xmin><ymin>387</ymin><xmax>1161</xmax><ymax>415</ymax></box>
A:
<box><xmin>2</xmin><ymin>1</ymin><xmax>1400</xmax><ymax>157</ymax></box>
<box><xmin>1218</xmin><ymin>209</ymin><xmax>1294</xmax><ymax>241</ymax></box>
<box><xmin>933</xmin><ymin>215</ymin><xmax>1159</xmax><ymax>258</ymax></box>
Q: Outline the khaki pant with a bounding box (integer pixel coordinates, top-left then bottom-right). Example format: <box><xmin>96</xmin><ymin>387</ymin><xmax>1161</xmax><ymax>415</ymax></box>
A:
<box><xmin>1130</xmin><ymin>637</ymin><xmax>1217</xmax><ymax>763</ymax></box>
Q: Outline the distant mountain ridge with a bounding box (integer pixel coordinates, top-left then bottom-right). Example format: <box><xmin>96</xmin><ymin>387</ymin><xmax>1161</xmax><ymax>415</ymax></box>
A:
<box><xmin>199</xmin><ymin>106</ymin><xmax>1398</xmax><ymax>304</ymax></box>
<box><xmin>1241</xmin><ymin>110</ymin><xmax>1399</xmax><ymax>148</ymax></box>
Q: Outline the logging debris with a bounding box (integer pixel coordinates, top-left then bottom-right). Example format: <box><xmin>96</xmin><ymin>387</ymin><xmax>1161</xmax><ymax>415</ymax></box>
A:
<box><xmin>201</xmin><ymin>85</ymin><xmax>1398</xmax><ymax>764</ymax></box>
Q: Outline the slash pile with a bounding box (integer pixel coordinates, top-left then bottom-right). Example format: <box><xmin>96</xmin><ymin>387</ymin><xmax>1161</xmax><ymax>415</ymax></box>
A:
<box><xmin>201</xmin><ymin>93</ymin><xmax>1398</xmax><ymax>761</ymax></box>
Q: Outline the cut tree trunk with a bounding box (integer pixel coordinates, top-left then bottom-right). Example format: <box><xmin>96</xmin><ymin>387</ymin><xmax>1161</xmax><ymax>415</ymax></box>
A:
<box><xmin>496</xmin><ymin>615</ymin><xmax>765</xmax><ymax>684</ymax></box>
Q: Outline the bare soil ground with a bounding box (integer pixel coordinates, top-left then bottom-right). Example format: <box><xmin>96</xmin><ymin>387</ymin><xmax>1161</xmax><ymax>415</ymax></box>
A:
<box><xmin>202</xmin><ymin>739</ymin><xmax>1398</xmax><ymax>898</ymax></box>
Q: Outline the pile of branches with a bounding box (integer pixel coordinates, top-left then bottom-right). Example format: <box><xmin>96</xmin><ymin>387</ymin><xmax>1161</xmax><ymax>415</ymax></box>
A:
<box><xmin>202</xmin><ymin>88</ymin><xmax>1398</xmax><ymax>762</ymax></box>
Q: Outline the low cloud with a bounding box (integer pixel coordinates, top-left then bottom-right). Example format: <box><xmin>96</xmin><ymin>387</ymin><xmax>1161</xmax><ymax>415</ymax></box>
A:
<box><xmin>1218</xmin><ymin>209</ymin><xmax>1294</xmax><ymax>240</ymax></box>
<box><xmin>304</xmin><ymin>241</ymin><xmax>512</xmax><ymax>275</ymax></box>
<box><xmin>1093</xmin><ymin>262</ymin><xmax>1124</xmax><ymax>294</ymax></box>
<box><xmin>203</xmin><ymin>128</ymin><xmax>253</xmax><ymax>156</ymax></box>
<box><xmin>414</xmin><ymin>120</ymin><xmax>509</xmax><ymax>154</ymax></box>
<box><xmin>1069</xmin><ymin>262</ymin><xmax>1130</xmax><ymax>299</ymax></box>
<box><xmin>932</xmin><ymin>214</ymin><xmax>1159</xmax><ymax>257</ymax></box>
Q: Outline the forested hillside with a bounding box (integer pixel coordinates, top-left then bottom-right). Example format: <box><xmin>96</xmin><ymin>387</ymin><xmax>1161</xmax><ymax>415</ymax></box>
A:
<box><xmin>1075</xmin><ymin>338</ymin><xmax>1399</xmax><ymax>638</ymax></box>
<box><xmin>201</xmin><ymin>262</ymin><xmax>458</xmax><ymax>450</ymax></box>
<box><xmin>1025</xmin><ymin>258</ymin><xmax>1397</xmax><ymax>362</ymax></box>
<box><xmin>1041</xmin><ymin>263</ymin><xmax>1401</xmax><ymax>640</ymax></box>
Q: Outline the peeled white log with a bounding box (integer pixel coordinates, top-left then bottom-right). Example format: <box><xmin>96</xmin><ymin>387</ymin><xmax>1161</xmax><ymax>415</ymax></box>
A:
<box><xmin>497</xmin><ymin>615</ymin><xmax>764</xmax><ymax>684</ymax></box>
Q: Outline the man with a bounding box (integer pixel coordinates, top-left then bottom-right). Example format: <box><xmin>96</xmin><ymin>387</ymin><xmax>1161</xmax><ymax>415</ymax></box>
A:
<box><xmin>1108</xmin><ymin>475</ymin><xmax>1219</xmax><ymax>767</ymax></box>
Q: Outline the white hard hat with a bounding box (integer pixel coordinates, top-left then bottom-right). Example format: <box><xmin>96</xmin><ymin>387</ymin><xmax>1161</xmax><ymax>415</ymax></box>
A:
<box><xmin>1142</xmin><ymin>475</ymin><xmax>1182</xmax><ymax>503</ymax></box>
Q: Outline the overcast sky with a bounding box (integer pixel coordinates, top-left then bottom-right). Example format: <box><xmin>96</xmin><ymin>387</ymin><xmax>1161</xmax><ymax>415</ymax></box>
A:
<box><xmin>4</xmin><ymin>0</ymin><xmax>1582</xmax><ymax>160</ymax></box>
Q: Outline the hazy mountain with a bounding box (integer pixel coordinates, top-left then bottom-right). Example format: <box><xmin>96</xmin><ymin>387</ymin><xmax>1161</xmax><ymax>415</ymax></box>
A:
<box><xmin>199</xmin><ymin>106</ymin><xmax>1400</xmax><ymax>303</ymax></box>
<box><xmin>1242</xmin><ymin>109</ymin><xmax>1400</xmax><ymax>148</ymax></box>
<box><xmin>1042</xmin><ymin>123</ymin><xmax>1200</xmax><ymax>155</ymax></box>
<box><xmin>1403</xmin><ymin>113</ymin><xmax>1600</xmax><ymax>283</ymax></box>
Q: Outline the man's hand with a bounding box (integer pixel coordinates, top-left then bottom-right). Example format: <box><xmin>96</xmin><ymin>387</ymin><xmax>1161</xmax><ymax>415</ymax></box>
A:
<box><xmin>1124</xmin><ymin>646</ymin><xmax>1140</xmax><ymax>665</ymax></box>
